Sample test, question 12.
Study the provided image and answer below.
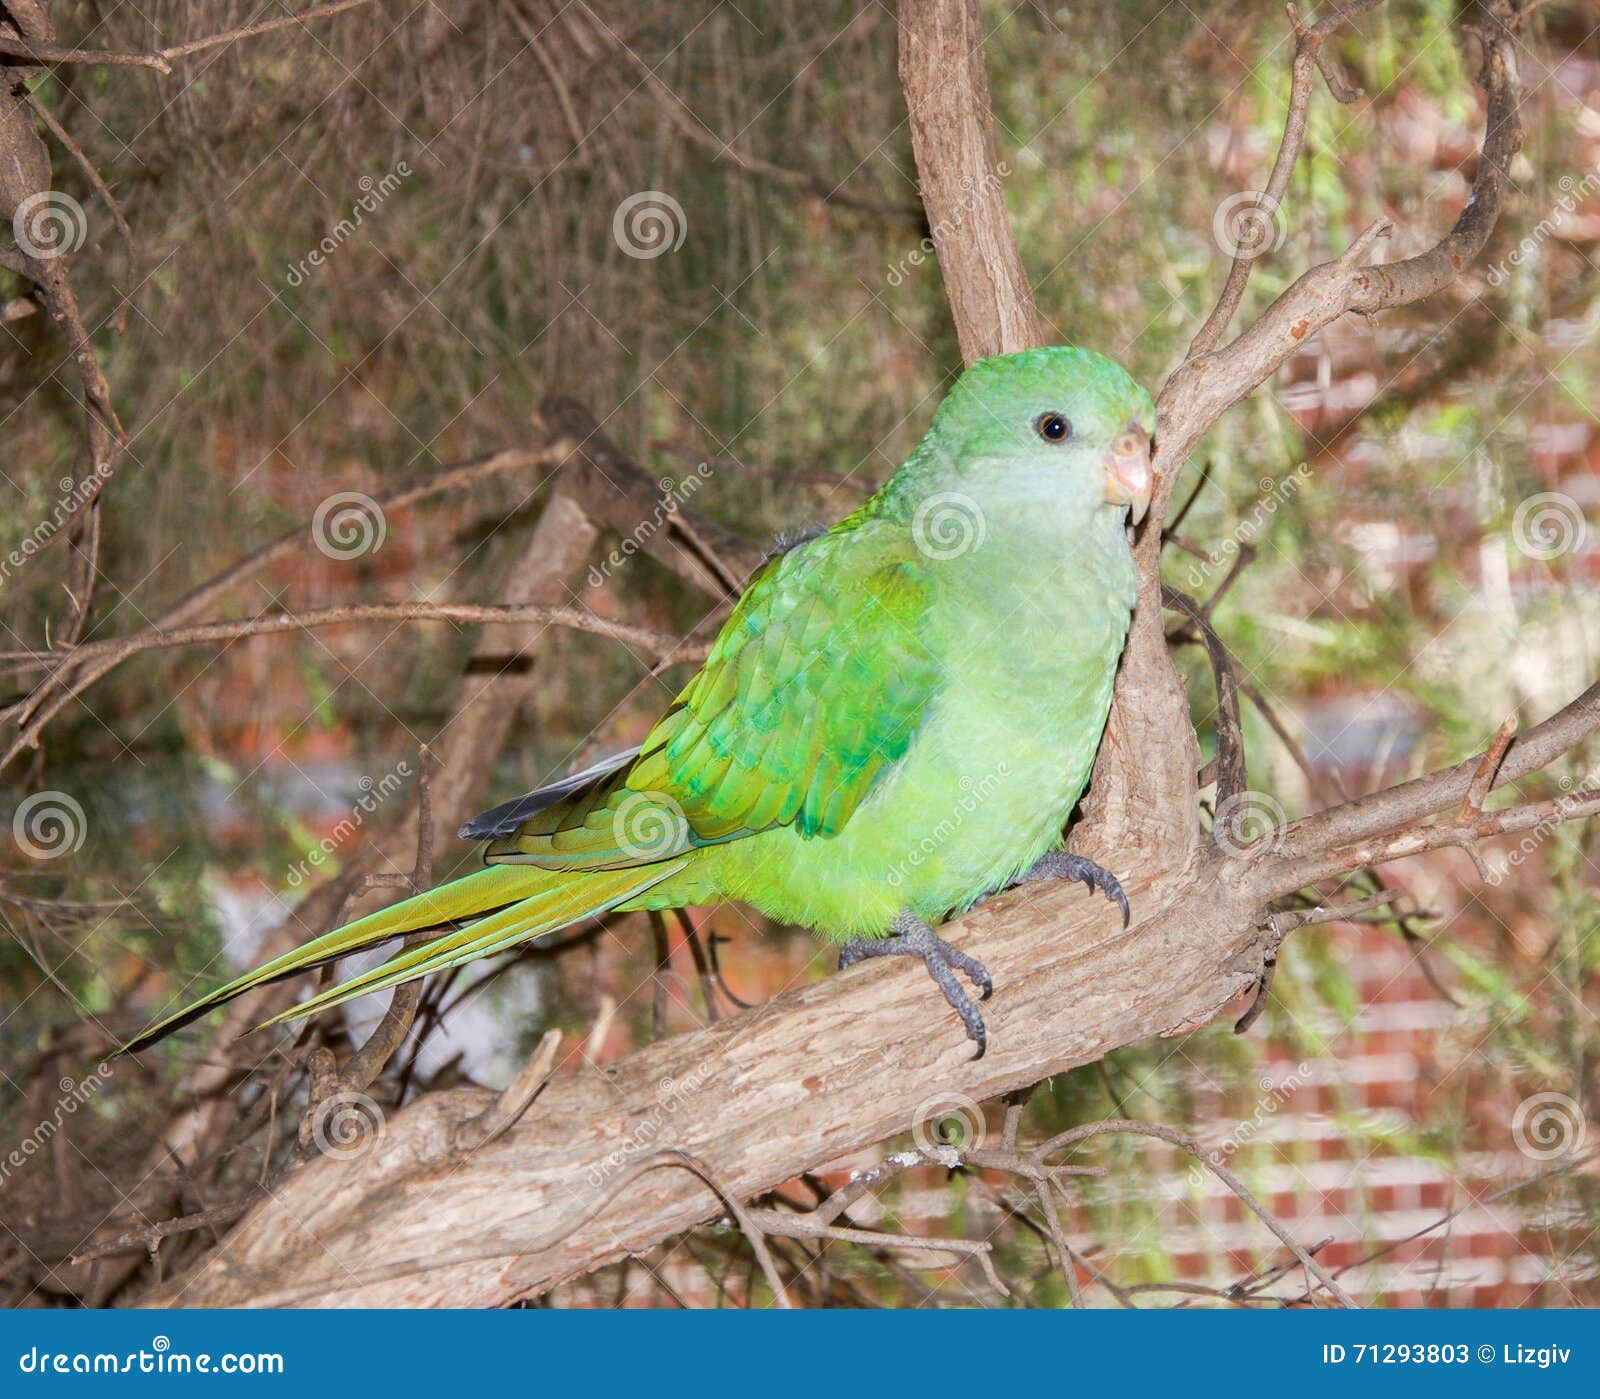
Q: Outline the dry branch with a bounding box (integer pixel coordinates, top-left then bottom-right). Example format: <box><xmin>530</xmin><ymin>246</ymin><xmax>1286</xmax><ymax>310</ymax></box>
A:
<box><xmin>0</xmin><ymin>600</ymin><xmax>700</xmax><ymax>675</ymax></box>
<box><xmin>0</xmin><ymin>0</ymin><xmax>376</xmax><ymax>74</ymax></box>
<box><xmin>0</xmin><ymin>445</ymin><xmax>570</xmax><ymax>772</ymax></box>
<box><xmin>896</xmin><ymin>0</ymin><xmax>1046</xmax><ymax>361</ymax></box>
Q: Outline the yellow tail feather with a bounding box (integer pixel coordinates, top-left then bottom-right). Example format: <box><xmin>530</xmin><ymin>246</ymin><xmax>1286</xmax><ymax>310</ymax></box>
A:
<box><xmin>118</xmin><ymin>862</ymin><xmax>645</xmax><ymax>1055</ymax></box>
<box><xmin>254</xmin><ymin>860</ymin><xmax>687</xmax><ymax>1030</ymax></box>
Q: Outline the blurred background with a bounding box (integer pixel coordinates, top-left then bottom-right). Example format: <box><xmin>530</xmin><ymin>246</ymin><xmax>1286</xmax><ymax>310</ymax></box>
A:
<box><xmin>2</xmin><ymin>0</ymin><xmax>1599</xmax><ymax>1306</ymax></box>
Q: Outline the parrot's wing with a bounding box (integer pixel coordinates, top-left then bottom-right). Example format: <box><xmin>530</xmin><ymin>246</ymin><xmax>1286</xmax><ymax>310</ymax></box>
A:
<box><xmin>481</xmin><ymin>517</ymin><xmax>943</xmax><ymax>870</ymax></box>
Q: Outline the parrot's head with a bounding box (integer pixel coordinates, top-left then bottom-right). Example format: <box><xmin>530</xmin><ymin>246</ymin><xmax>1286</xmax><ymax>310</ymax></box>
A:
<box><xmin>915</xmin><ymin>346</ymin><xmax>1157</xmax><ymax>527</ymax></box>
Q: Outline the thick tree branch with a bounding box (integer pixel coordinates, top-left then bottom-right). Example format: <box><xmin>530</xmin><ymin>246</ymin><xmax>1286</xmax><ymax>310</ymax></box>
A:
<box><xmin>896</xmin><ymin>0</ymin><xmax>1046</xmax><ymax>361</ymax></box>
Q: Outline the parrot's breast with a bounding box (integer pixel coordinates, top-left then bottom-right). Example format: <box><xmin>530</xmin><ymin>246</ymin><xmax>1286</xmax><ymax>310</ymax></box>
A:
<box><xmin>690</xmin><ymin>510</ymin><xmax>1138</xmax><ymax>939</ymax></box>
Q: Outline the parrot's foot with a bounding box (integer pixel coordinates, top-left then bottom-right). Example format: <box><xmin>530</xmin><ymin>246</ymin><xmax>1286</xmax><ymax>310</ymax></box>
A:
<box><xmin>1008</xmin><ymin>851</ymin><xmax>1130</xmax><ymax>927</ymax></box>
<box><xmin>837</xmin><ymin>913</ymin><xmax>993</xmax><ymax>1059</ymax></box>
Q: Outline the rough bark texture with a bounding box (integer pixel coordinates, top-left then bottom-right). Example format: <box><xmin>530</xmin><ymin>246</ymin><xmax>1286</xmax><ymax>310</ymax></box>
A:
<box><xmin>897</xmin><ymin>0</ymin><xmax>1046</xmax><ymax>362</ymax></box>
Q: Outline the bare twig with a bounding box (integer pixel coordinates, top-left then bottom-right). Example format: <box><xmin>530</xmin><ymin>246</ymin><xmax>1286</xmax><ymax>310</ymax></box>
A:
<box><xmin>22</xmin><ymin>92</ymin><xmax>135</xmax><ymax>271</ymax></box>
<box><xmin>453</xmin><ymin>1030</ymin><xmax>564</xmax><ymax>1152</ymax></box>
<box><xmin>1038</xmin><ymin>1119</ymin><xmax>1357</xmax><ymax>1307</ymax></box>
<box><xmin>1187</xmin><ymin>0</ymin><xmax>1382</xmax><ymax>358</ymax></box>
<box><xmin>0</xmin><ymin>444</ymin><xmax>571</xmax><ymax>769</ymax></box>
<box><xmin>1458</xmin><ymin>714</ymin><xmax>1519</xmax><ymax>822</ymax></box>
<box><xmin>0</xmin><ymin>601</ymin><xmax>700</xmax><ymax>779</ymax></box>
<box><xmin>1162</xmin><ymin>584</ymin><xmax>1246</xmax><ymax>810</ymax></box>
<box><xmin>68</xmin><ymin>1197</ymin><xmax>253</xmax><ymax>1265</ymax></box>
<box><xmin>0</xmin><ymin>0</ymin><xmax>376</xmax><ymax>74</ymax></box>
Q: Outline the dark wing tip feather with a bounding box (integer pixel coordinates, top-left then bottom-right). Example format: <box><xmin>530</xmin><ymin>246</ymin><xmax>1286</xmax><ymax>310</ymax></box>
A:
<box><xmin>115</xmin><ymin>1001</ymin><xmax>219</xmax><ymax>1057</ymax></box>
<box><xmin>458</xmin><ymin>747</ymin><xmax>642</xmax><ymax>841</ymax></box>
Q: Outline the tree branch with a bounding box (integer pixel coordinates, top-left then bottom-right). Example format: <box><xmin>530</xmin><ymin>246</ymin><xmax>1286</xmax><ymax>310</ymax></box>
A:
<box><xmin>0</xmin><ymin>0</ymin><xmax>376</xmax><ymax>75</ymax></box>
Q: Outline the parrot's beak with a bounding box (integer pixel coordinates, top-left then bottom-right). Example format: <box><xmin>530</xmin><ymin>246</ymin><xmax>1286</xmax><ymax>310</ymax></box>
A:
<box><xmin>1103</xmin><ymin>428</ymin><xmax>1153</xmax><ymax>524</ymax></box>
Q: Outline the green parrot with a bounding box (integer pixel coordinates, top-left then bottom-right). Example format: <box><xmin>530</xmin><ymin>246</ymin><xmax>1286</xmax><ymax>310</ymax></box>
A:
<box><xmin>123</xmin><ymin>346</ymin><xmax>1155</xmax><ymax>1059</ymax></box>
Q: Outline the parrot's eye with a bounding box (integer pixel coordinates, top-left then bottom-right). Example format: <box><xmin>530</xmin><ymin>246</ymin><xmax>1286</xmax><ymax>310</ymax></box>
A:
<box><xmin>1035</xmin><ymin>413</ymin><xmax>1071</xmax><ymax>443</ymax></box>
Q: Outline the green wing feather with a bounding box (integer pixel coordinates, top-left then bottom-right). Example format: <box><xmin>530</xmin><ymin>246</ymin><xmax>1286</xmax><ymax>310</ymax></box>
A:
<box><xmin>486</xmin><ymin>517</ymin><xmax>944</xmax><ymax>868</ymax></box>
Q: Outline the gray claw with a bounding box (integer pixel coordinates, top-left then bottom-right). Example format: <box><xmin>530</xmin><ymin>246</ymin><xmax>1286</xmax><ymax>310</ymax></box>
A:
<box><xmin>837</xmin><ymin>913</ymin><xmax>991</xmax><ymax>1056</ymax></box>
<box><xmin>1010</xmin><ymin>851</ymin><xmax>1130</xmax><ymax>927</ymax></box>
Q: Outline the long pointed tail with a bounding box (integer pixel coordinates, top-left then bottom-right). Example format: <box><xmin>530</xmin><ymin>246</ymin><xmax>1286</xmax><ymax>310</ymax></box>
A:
<box><xmin>119</xmin><ymin>859</ymin><xmax>686</xmax><ymax>1055</ymax></box>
